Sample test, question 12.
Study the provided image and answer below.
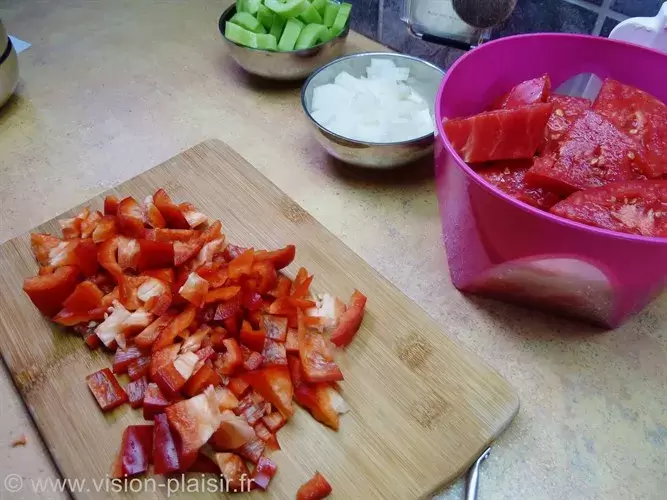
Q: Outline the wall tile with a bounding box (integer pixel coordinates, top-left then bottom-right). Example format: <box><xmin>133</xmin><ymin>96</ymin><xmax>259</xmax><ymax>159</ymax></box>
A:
<box><xmin>610</xmin><ymin>0</ymin><xmax>663</xmax><ymax>18</ymax></box>
<box><xmin>349</xmin><ymin>0</ymin><xmax>379</xmax><ymax>40</ymax></box>
<box><xmin>599</xmin><ymin>17</ymin><xmax>619</xmax><ymax>37</ymax></box>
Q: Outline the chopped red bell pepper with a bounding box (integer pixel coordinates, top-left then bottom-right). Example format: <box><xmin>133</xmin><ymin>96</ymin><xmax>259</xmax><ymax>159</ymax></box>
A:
<box><xmin>145</xmin><ymin>202</ymin><xmax>167</xmax><ymax>229</ymax></box>
<box><xmin>112</xmin><ymin>425</ymin><xmax>153</xmax><ymax>478</ymax></box>
<box><xmin>97</xmin><ymin>237</ymin><xmax>123</xmax><ymax>280</ymax></box>
<box><xmin>242</xmin><ymin>347</ymin><xmax>264</xmax><ymax>371</ymax></box>
<box><xmin>262</xmin><ymin>314</ymin><xmax>287</xmax><ymax>341</ymax></box>
<box><xmin>215</xmin><ymin>453</ymin><xmax>252</xmax><ymax>492</ymax></box>
<box><xmin>240</xmin><ymin>326</ymin><xmax>266</xmax><ymax>353</ymax></box>
<box><xmin>226</xmin><ymin>377</ymin><xmax>250</xmax><ymax>398</ymax></box>
<box><xmin>23</xmin><ymin>265</ymin><xmax>82</xmax><ymax>317</ymax></box>
<box><xmin>92</xmin><ymin>215</ymin><xmax>118</xmax><ymax>243</ymax></box>
<box><xmin>178</xmin><ymin>272</ymin><xmax>209</xmax><ymax>307</ymax></box>
<box><xmin>127</xmin><ymin>356</ymin><xmax>150</xmax><ymax>381</ymax></box>
<box><xmin>209</xmin><ymin>410</ymin><xmax>256</xmax><ymax>450</ymax></box>
<box><xmin>117</xmin><ymin>197</ymin><xmax>146</xmax><ymax>238</ymax></box>
<box><xmin>149</xmin><ymin>344</ymin><xmax>181</xmax><ymax>379</ymax></box>
<box><xmin>173</xmin><ymin>238</ymin><xmax>204</xmax><ymax>266</ymax></box>
<box><xmin>241</xmin><ymin>366</ymin><xmax>293</xmax><ymax>418</ymax></box>
<box><xmin>228</xmin><ymin>248</ymin><xmax>255</xmax><ymax>279</ymax></box>
<box><xmin>104</xmin><ymin>195</ymin><xmax>120</xmax><ymax>216</ymax></box>
<box><xmin>297</xmin><ymin>312</ymin><xmax>343</xmax><ymax>383</ymax></box>
<box><xmin>296</xmin><ymin>472</ymin><xmax>332</xmax><ymax>500</ymax></box>
<box><xmin>112</xmin><ymin>345</ymin><xmax>144</xmax><ymax>374</ymax></box>
<box><xmin>74</xmin><ymin>239</ymin><xmax>100</xmax><ymax>276</ymax></box>
<box><xmin>204</xmin><ymin>286</ymin><xmax>241</xmax><ymax>303</ymax></box>
<box><xmin>252</xmin><ymin>456</ymin><xmax>278</xmax><ymax>491</ymax></box>
<box><xmin>223</xmin><ymin>244</ymin><xmax>248</xmax><ymax>262</ymax></box>
<box><xmin>251</xmin><ymin>261</ymin><xmax>278</xmax><ymax>294</ymax></box>
<box><xmin>134</xmin><ymin>313</ymin><xmax>176</xmax><ymax>349</ymax></box>
<box><xmin>63</xmin><ymin>280</ymin><xmax>104</xmax><ymax>312</ymax></box>
<box><xmin>253</xmin><ymin>422</ymin><xmax>280</xmax><ymax>451</ymax></box>
<box><xmin>329</xmin><ymin>289</ymin><xmax>367</xmax><ymax>348</ymax></box>
<box><xmin>152</xmin><ymin>413</ymin><xmax>180</xmax><ymax>474</ymax></box>
<box><xmin>141</xmin><ymin>267</ymin><xmax>174</xmax><ymax>283</ymax></box>
<box><xmin>254</xmin><ymin>244</ymin><xmax>296</xmax><ymax>270</ymax></box>
<box><xmin>153</xmin><ymin>189</ymin><xmax>190</xmax><ymax>229</ymax></box>
<box><xmin>262</xmin><ymin>339</ymin><xmax>287</xmax><ymax>367</ymax></box>
<box><xmin>155</xmin><ymin>351</ymin><xmax>199</xmax><ymax>397</ymax></box>
<box><xmin>84</xmin><ymin>330</ymin><xmax>102</xmax><ymax>349</ymax></box>
<box><xmin>147</xmin><ymin>228</ymin><xmax>197</xmax><ymax>242</ymax></box>
<box><xmin>59</xmin><ymin>210</ymin><xmax>87</xmax><ymax>239</ymax></box>
<box><xmin>285</xmin><ymin>328</ymin><xmax>299</xmax><ymax>353</ymax></box>
<box><xmin>261</xmin><ymin>411</ymin><xmax>286</xmax><ymax>433</ymax></box>
<box><xmin>269</xmin><ymin>275</ymin><xmax>292</xmax><ymax>298</ymax></box>
<box><xmin>215</xmin><ymin>338</ymin><xmax>243</xmax><ymax>375</ymax></box>
<box><xmin>80</xmin><ymin>211</ymin><xmax>103</xmax><ymax>239</ymax></box>
<box><xmin>152</xmin><ymin>305</ymin><xmax>196</xmax><ymax>352</ymax></box>
<box><xmin>234</xmin><ymin>391</ymin><xmax>268</xmax><ymax>425</ymax></box>
<box><xmin>127</xmin><ymin>376</ymin><xmax>147</xmax><ymax>408</ymax></box>
<box><xmin>291</xmin><ymin>267</ymin><xmax>313</xmax><ymax>298</ymax></box>
<box><xmin>137</xmin><ymin>239</ymin><xmax>174</xmax><ymax>271</ymax></box>
<box><xmin>183</xmin><ymin>361</ymin><xmax>220</xmax><ymax>397</ymax></box>
<box><xmin>143</xmin><ymin>383</ymin><xmax>170</xmax><ymax>420</ymax></box>
<box><xmin>30</xmin><ymin>233</ymin><xmax>67</xmax><ymax>266</ymax></box>
<box><xmin>86</xmin><ymin>368</ymin><xmax>128</xmax><ymax>411</ymax></box>
<box><xmin>195</xmin><ymin>345</ymin><xmax>216</xmax><ymax>362</ymax></box>
<box><xmin>188</xmin><ymin>454</ymin><xmax>220</xmax><ymax>473</ymax></box>
<box><xmin>235</xmin><ymin>437</ymin><xmax>265</xmax><ymax>465</ymax></box>
<box><xmin>210</xmin><ymin>327</ymin><xmax>229</xmax><ymax>351</ymax></box>
<box><xmin>198</xmin><ymin>265</ymin><xmax>228</xmax><ymax>288</ymax></box>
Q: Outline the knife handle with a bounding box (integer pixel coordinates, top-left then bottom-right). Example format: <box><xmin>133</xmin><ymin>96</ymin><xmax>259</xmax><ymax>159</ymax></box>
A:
<box><xmin>465</xmin><ymin>448</ymin><xmax>491</xmax><ymax>500</ymax></box>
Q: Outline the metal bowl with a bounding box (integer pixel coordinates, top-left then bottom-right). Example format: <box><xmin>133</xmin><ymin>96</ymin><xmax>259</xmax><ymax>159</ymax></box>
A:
<box><xmin>0</xmin><ymin>26</ymin><xmax>19</xmax><ymax>109</ymax></box>
<box><xmin>218</xmin><ymin>4</ymin><xmax>349</xmax><ymax>81</ymax></box>
<box><xmin>301</xmin><ymin>52</ymin><xmax>445</xmax><ymax>168</ymax></box>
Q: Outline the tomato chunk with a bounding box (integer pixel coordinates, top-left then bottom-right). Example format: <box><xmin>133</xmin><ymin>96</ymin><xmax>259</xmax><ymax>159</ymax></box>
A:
<box><xmin>86</xmin><ymin>368</ymin><xmax>128</xmax><ymax>411</ymax></box>
<box><xmin>330</xmin><ymin>290</ymin><xmax>367</xmax><ymax>348</ymax></box>
<box><xmin>492</xmin><ymin>74</ymin><xmax>551</xmax><ymax>110</ymax></box>
<box><xmin>550</xmin><ymin>180</ymin><xmax>667</xmax><ymax>236</ymax></box>
<box><xmin>113</xmin><ymin>425</ymin><xmax>153</xmax><ymax>478</ymax></box>
<box><xmin>444</xmin><ymin>103</ymin><xmax>553</xmax><ymax>163</ymax></box>
<box><xmin>152</xmin><ymin>413</ymin><xmax>180</xmax><ymax>474</ymax></box>
<box><xmin>23</xmin><ymin>266</ymin><xmax>81</xmax><ymax>317</ymax></box>
<box><xmin>541</xmin><ymin>94</ymin><xmax>591</xmax><ymax>153</ymax></box>
<box><xmin>296</xmin><ymin>472</ymin><xmax>332</xmax><ymax>500</ymax></box>
<box><xmin>526</xmin><ymin>111</ymin><xmax>648</xmax><ymax>195</ymax></box>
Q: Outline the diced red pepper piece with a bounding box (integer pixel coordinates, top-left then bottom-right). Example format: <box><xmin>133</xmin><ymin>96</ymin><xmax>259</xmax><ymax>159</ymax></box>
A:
<box><xmin>152</xmin><ymin>413</ymin><xmax>180</xmax><ymax>474</ymax></box>
<box><xmin>134</xmin><ymin>313</ymin><xmax>176</xmax><ymax>349</ymax></box>
<box><xmin>112</xmin><ymin>425</ymin><xmax>153</xmax><ymax>478</ymax></box>
<box><xmin>228</xmin><ymin>248</ymin><xmax>255</xmax><ymax>279</ymax></box>
<box><xmin>235</xmin><ymin>438</ymin><xmax>265</xmax><ymax>465</ymax></box>
<box><xmin>136</xmin><ymin>239</ymin><xmax>174</xmax><ymax>271</ymax></box>
<box><xmin>141</xmin><ymin>267</ymin><xmax>175</xmax><ymax>284</ymax></box>
<box><xmin>147</xmin><ymin>228</ymin><xmax>198</xmax><ymax>242</ymax></box>
<box><xmin>262</xmin><ymin>339</ymin><xmax>287</xmax><ymax>367</ymax></box>
<box><xmin>145</xmin><ymin>202</ymin><xmax>166</xmax><ymax>229</ymax></box>
<box><xmin>297</xmin><ymin>472</ymin><xmax>333</xmax><ymax>500</ymax></box>
<box><xmin>165</xmin><ymin>387</ymin><xmax>224</xmax><ymax>469</ymax></box>
<box><xmin>240</xmin><ymin>327</ymin><xmax>266</xmax><ymax>353</ymax></box>
<box><xmin>152</xmin><ymin>305</ymin><xmax>196</xmax><ymax>352</ymax></box>
<box><xmin>285</xmin><ymin>328</ymin><xmax>299</xmax><ymax>353</ymax></box>
<box><xmin>183</xmin><ymin>361</ymin><xmax>220</xmax><ymax>397</ymax></box>
<box><xmin>262</xmin><ymin>314</ymin><xmax>287</xmax><ymax>341</ymax></box>
<box><xmin>92</xmin><ymin>215</ymin><xmax>118</xmax><ymax>243</ymax></box>
<box><xmin>204</xmin><ymin>286</ymin><xmax>241</xmax><ymax>303</ymax></box>
<box><xmin>254</xmin><ymin>244</ymin><xmax>296</xmax><ymax>270</ymax></box>
<box><xmin>241</xmin><ymin>366</ymin><xmax>293</xmax><ymax>418</ymax></box>
<box><xmin>215</xmin><ymin>453</ymin><xmax>252</xmax><ymax>492</ymax></box>
<box><xmin>491</xmin><ymin>74</ymin><xmax>551</xmax><ymax>110</ymax></box>
<box><xmin>214</xmin><ymin>297</ymin><xmax>241</xmax><ymax>322</ymax></box>
<box><xmin>150</xmin><ymin>344</ymin><xmax>181</xmax><ymax>380</ymax></box>
<box><xmin>104</xmin><ymin>195</ymin><xmax>120</xmax><ymax>216</ymax></box>
<box><xmin>291</xmin><ymin>272</ymin><xmax>314</xmax><ymax>299</ymax></box>
<box><xmin>186</xmin><ymin>454</ymin><xmax>219</xmax><ymax>473</ymax></box>
<box><xmin>74</xmin><ymin>239</ymin><xmax>100</xmax><ymax>276</ymax></box>
<box><xmin>209</xmin><ymin>411</ymin><xmax>256</xmax><ymax>451</ymax></box>
<box><xmin>86</xmin><ymin>368</ymin><xmax>128</xmax><ymax>411</ymax></box>
<box><xmin>153</xmin><ymin>189</ymin><xmax>190</xmax><ymax>229</ymax></box>
<box><xmin>252</xmin><ymin>456</ymin><xmax>278</xmax><ymax>491</ymax></box>
<box><xmin>143</xmin><ymin>383</ymin><xmax>170</xmax><ymax>420</ymax></box>
<box><xmin>251</xmin><ymin>261</ymin><xmax>278</xmax><ymax>294</ymax></box>
<box><xmin>329</xmin><ymin>289</ymin><xmax>367</xmax><ymax>348</ymax></box>
<box><xmin>262</xmin><ymin>411</ymin><xmax>286</xmax><ymax>433</ymax></box>
<box><xmin>223</xmin><ymin>244</ymin><xmax>248</xmax><ymax>262</ymax></box>
<box><xmin>23</xmin><ymin>266</ymin><xmax>81</xmax><ymax>317</ymax></box>
<box><xmin>253</xmin><ymin>422</ymin><xmax>280</xmax><ymax>451</ymax></box>
<box><xmin>178</xmin><ymin>272</ymin><xmax>209</xmax><ymax>307</ymax></box>
<box><xmin>80</xmin><ymin>210</ymin><xmax>102</xmax><ymax>239</ymax></box>
<box><xmin>127</xmin><ymin>356</ymin><xmax>150</xmax><ymax>381</ymax></box>
<box><xmin>269</xmin><ymin>275</ymin><xmax>292</xmax><ymax>298</ymax></box>
<box><xmin>63</xmin><ymin>280</ymin><xmax>104</xmax><ymax>313</ymax></box>
<box><xmin>113</xmin><ymin>346</ymin><xmax>144</xmax><ymax>374</ymax></box>
<box><xmin>198</xmin><ymin>265</ymin><xmax>228</xmax><ymax>288</ymax></box>
<box><xmin>242</xmin><ymin>347</ymin><xmax>264</xmax><ymax>371</ymax></box>
<box><xmin>174</xmin><ymin>238</ymin><xmax>205</xmax><ymax>266</ymax></box>
<box><xmin>227</xmin><ymin>377</ymin><xmax>250</xmax><ymax>398</ymax></box>
<box><xmin>298</xmin><ymin>311</ymin><xmax>343</xmax><ymax>383</ymax></box>
<box><xmin>234</xmin><ymin>392</ymin><xmax>269</xmax><ymax>425</ymax></box>
<box><xmin>195</xmin><ymin>345</ymin><xmax>216</xmax><ymax>362</ymax></box>
<box><xmin>127</xmin><ymin>376</ymin><xmax>148</xmax><ymax>408</ymax></box>
<box><xmin>84</xmin><ymin>330</ymin><xmax>101</xmax><ymax>349</ymax></box>
<box><xmin>117</xmin><ymin>197</ymin><xmax>146</xmax><ymax>238</ymax></box>
<box><xmin>97</xmin><ymin>237</ymin><xmax>123</xmax><ymax>281</ymax></box>
<box><xmin>210</xmin><ymin>327</ymin><xmax>229</xmax><ymax>351</ymax></box>
<box><xmin>215</xmin><ymin>338</ymin><xmax>243</xmax><ymax>375</ymax></box>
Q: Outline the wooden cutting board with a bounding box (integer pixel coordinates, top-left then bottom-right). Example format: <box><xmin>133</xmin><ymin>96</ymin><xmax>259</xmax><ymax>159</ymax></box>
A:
<box><xmin>0</xmin><ymin>139</ymin><xmax>518</xmax><ymax>499</ymax></box>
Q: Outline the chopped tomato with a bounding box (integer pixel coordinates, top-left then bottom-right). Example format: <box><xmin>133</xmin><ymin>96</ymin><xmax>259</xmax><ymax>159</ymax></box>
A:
<box><xmin>330</xmin><ymin>290</ymin><xmax>367</xmax><ymax>348</ymax></box>
<box><xmin>298</xmin><ymin>313</ymin><xmax>343</xmax><ymax>383</ymax></box>
<box><xmin>252</xmin><ymin>456</ymin><xmax>278</xmax><ymax>491</ymax></box>
<box><xmin>117</xmin><ymin>197</ymin><xmax>146</xmax><ymax>238</ymax></box>
<box><xmin>113</xmin><ymin>425</ymin><xmax>153</xmax><ymax>478</ymax></box>
<box><xmin>209</xmin><ymin>410</ymin><xmax>256</xmax><ymax>450</ymax></box>
<box><xmin>492</xmin><ymin>74</ymin><xmax>551</xmax><ymax>110</ymax></box>
<box><xmin>296</xmin><ymin>472</ymin><xmax>332</xmax><ymax>500</ymax></box>
<box><xmin>127</xmin><ymin>356</ymin><xmax>150</xmax><ymax>381</ymax></box>
<box><xmin>541</xmin><ymin>94</ymin><xmax>591</xmax><ymax>153</ymax></box>
<box><xmin>550</xmin><ymin>180</ymin><xmax>667</xmax><ymax>236</ymax></box>
<box><xmin>104</xmin><ymin>195</ymin><xmax>120</xmax><ymax>216</ymax></box>
<box><xmin>254</xmin><ymin>244</ymin><xmax>296</xmax><ymax>270</ymax></box>
<box><xmin>112</xmin><ymin>346</ymin><xmax>144</xmax><ymax>374</ymax></box>
<box><xmin>444</xmin><ymin>103</ymin><xmax>553</xmax><ymax>163</ymax></box>
<box><xmin>143</xmin><ymin>382</ymin><xmax>170</xmax><ymax>420</ymax></box>
<box><xmin>241</xmin><ymin>366</ymin><xmax>294</xmax><ymax>418</ymax></box>
<box><xmin>126</xmin><ymin>376</ymin><xmax>147</xmax><ymax>408</ymax></box>
<box><xmin>23</xmin><ymin>266</ymin><xmax>81</xmax><ymax>317</ymax></box>
<box><xmin>215</xmin><ymin>453</ymin><xmax>251</xmax><ymax>492</ymax></box>
<box><xmin>153</xmin><ymin>189</ymin><xmax>190</xmax><ymax>229</ymax></box>
<box><xmin>152</xmin><ymin>305</ymin><xmax>196</xmax><ymax>351</ymax></box>
<box><xmin>92</xmin><ymin>215</ymin><xmax>118</xmax><ymax>243</ymax></box>
<box><xmin>152</xmin><ymin>413</ymin><xmax>180</xmax><ymax>474</ymax></box>
<box><xmin>86</xmin><ymin>368</ymin><xmax>128</xmax><ymax>411</ymax></box>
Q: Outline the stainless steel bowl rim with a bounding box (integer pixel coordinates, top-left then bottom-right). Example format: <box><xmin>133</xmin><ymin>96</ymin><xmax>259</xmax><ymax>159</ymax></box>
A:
<box><xmin>301</xmin><ymin>51</ymin><xmax>446</xmax><ymax>147</ymax></box>
<box><xmin>218</xmin><ymin>4</ymin><xmax>349</xmax><ymax>55</ymax></box>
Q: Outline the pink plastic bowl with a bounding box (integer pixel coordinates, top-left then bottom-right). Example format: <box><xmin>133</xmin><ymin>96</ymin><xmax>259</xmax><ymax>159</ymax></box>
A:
<box><xmin>434</xmin><ymin>33</ymin><xmax>667</xmax><ymax>328</ymax></box>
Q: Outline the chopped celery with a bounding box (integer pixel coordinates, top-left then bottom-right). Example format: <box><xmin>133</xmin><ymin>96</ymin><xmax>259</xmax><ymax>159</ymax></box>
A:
<box><xmin>312</xmin><ymin>0</ymin><xmax>327</xmax><ymax>15</ymax></box>
<box><xmin>225</xmin><ymin>21</ymin><xmax>258</xmax><ymax>48</ymax></box>
<box><xmin>269</xmin><ymin>15</ymin><xmax>287</xmax><ymax>40</ymax></box>
<box><xmin>257</xmin><ymin>4</ymin><xmax>275</xmax><ymax>30</ymax></box>
<box><xmin>265</xmin><ymin>0</ymin><xmax>307</xmax><ymax>18</ymax></box>
<box><xmin>294</xmin><ymin>23</ymin><xmax>326</xmax><ymax>49</ymax></box>
<box><xmin>240</xmin><ymin>0</ymin><xmax>261</xmax><ymax>15</ymax></box>
<box><xmin>299</xmin><ymin>1</ymin><xmax>323</xmax><ymax>24</ymax></box>
<box><xmin>318</xmin><ymin>26</ymin><xmax>336</xmax><ymax>43</ymax></box>
<box><xmin>256</xmin><ymin>33</ymin><xmax>278</xmax><ymax>50</ymax></box>
<box><xmin>322</xmin><ymin>1</ymin><xmax>340</xmax><ymax>27</ymax></box>
<box><xmin>331</xmin><ymin>2</ymin><xmax>351</xmax><ymax>35</ymax></box>
<box><xmin>230</xmin><ymin>12</ymin><xmax>267</xmax><ymax>33</ymax></box>
<box><xmin>278</xmin><ymin>17</ymin><xmax>304</xmax><ymax>51</ymax></box>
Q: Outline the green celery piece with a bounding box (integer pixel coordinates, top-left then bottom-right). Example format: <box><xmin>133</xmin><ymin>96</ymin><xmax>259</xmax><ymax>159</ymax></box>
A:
<box><xmin>299</xmin><ymin>1</ymin><xmax>323</xmax><ymax>24</ymax></box>
<box><xmin>225</xmin><ymin>21</ymin><xmax>258</xmax><ymax>48</ymax></box>
<box><xmin>318</xmin><ymin>26</ymin><xmax>336</xmax><ymax>43</ymax></box>
<box><xmin>256</xmin><ymin>33</ymin><xmax>278</xmax><ymax>50</ymax></box>
<box><xmin>257</xmin><ymin>4</ymin><xmax>275</xmax><ymax>30</ymax></box>
<box><xmin>278</xmin><ymin>17</ymin><xmax>304</xmax><ymax>51</ymax></box>
<box><xmin>265</xmin><ymin>0</ymin><xmax>307</xmax><ymax>18</ymax></box>
<box><xmin>322</xmin><ymin>1</ymin><xmax>340</xmax><ymax>27</ymax></box>
<box><xmin>312</xmin><ymin>0</ymin><xmax>327</xmax><ymax>15</ymax></box>
<box><xmin>243</xmin><ymin>0</ymin><xmax>261</xmax><ymax>15</ymax></box>
<box><xmin>294</xmin><ymin>23</ymin><xmax>326</xmax><ymax>49</ymax></box>
<box><xmin>236</xmin><ymin>0</ymin><xmax>246</xmax><ymax>13</ymax></box>
<box><xmin>269</xmin><ymin>15</ymin><xmax>287</xmax><ymax>40</ymax></box>
<box><xmin>331</xmin><ymin>2</ymin><xmax>351</xmax><ymax>34</ymax></box>
<box><xmin>230</xmin><ymin>12</ymin><xmax>267</xmax><ymax>33</ymax></box>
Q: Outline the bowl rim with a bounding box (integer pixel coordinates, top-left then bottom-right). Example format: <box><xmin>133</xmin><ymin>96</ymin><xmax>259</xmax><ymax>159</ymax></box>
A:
<box><xmin>435</xmin><ymin>32</ymin><xmax>667</xmax><ymax>245</ymax></box>
<box><xmin>219</xmin><ymin>3</ymin><xmax>349</xmax><ymax>55</ymax></box>
<box><xmin>301</xmin><ymin>51</ymin><xmax>446</xmax><ymax>146</ymax></box>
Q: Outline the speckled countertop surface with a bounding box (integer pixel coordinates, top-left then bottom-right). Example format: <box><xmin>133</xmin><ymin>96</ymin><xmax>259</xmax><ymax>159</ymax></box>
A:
<box><xmin>0</xmin><ymin>1</ymin><xmax>665</xmax><ymax>499</ymax></box>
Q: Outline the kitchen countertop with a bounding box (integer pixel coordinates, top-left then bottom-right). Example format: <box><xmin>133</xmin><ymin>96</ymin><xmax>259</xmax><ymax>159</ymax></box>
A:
<box><xmin>0</xmin><ymin>1</ymin><xmax>665</xmax><ymax>499</ymax></box>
